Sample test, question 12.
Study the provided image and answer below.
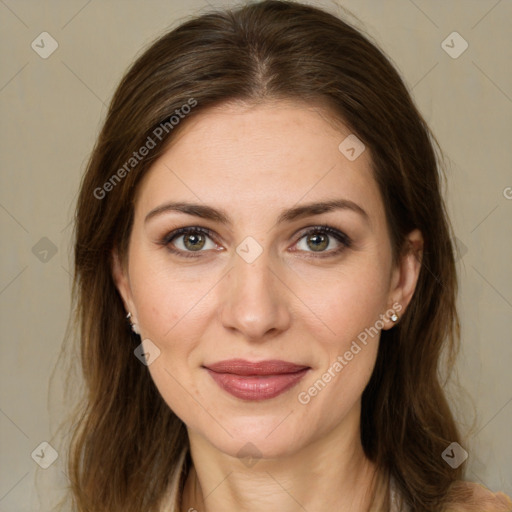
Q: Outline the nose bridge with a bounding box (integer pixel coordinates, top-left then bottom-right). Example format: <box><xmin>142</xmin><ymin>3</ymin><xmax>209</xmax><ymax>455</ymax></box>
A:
<box><xmin>219</xmin><ymin>245</ymin><xmax>291</xmax><ymax>340</ymax></box>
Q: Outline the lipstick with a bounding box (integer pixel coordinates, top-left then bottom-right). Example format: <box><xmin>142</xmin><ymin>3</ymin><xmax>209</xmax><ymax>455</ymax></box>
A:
<box><xmin>204</xmin><ymin>359</ymin><xmax>310</xmax><ymax>401</ymax></box>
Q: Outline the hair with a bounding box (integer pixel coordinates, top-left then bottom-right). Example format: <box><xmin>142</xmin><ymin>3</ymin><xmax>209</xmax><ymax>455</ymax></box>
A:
<box><xmin>55</xmin><ymin>1</ymin><xmax>472</xmax><ymax>510</ymax></box>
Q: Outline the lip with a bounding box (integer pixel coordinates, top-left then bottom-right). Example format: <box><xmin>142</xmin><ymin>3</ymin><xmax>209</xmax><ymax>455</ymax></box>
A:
<box><xmin>204</xmin><ymin>359</ymin><xmax>310</xmax><ymax>401</ymax></box>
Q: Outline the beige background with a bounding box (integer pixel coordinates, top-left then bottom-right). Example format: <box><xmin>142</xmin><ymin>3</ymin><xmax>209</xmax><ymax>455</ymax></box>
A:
<box><xmin>0</xmin><ymin>0</ymin><xmax>511</xmax><ymax>510</ymax></box>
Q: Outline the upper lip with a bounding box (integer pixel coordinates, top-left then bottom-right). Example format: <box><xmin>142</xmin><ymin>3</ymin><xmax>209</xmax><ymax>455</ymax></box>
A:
<box><xmin>204</xmin><ymin>359</ymin><xmax>310</xmax><ymax>376</ymax></box>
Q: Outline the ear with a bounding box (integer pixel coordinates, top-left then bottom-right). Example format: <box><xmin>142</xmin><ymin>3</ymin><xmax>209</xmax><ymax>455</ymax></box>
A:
<box><xmin>111</xmin><ymin>248</ymin><xmax>138</xmax><ymax>321</ymax></box>
<box><xmin>383</xmin><ymin>229</ymin><xmax>423</xmax><ymax>329</ymax></box>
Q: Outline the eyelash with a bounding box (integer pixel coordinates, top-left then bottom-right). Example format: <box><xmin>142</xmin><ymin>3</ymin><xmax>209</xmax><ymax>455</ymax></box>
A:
<box><xmin>159</xmin><ymin>225</ymin><xmax>352</xmax><ymax>259</ymax></box>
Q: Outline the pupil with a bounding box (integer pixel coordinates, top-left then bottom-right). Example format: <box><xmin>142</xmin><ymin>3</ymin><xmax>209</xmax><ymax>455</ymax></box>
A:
<box><xmin>185</xmin><ymin>233</ymin><xmax>205</xmax><ymax>251</ymax></box>
<box><xmin>308</xmin><ymin>233</ymin><xmax>328</xmax><ymax>251</ymax></box>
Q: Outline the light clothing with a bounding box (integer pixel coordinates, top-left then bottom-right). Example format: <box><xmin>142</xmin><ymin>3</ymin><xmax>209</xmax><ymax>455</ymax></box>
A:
<box><xmin>158</xmin><ymin>446</ymin><xmax>409</xmax><ymax>512</ymax></box>
<box><xmin>158</xmin><ymin>450</ymin><xmax>511</xmax><ymax>511</ymax></box>
<box><xmin>158</xmin><ymin>446</ymin><xmax>188</xmax><ymax>511</ymax></box>
<box><xmin>389</xmin><ymin>476</ymin><xmax>410</xmax><ymax>512</ymax></box>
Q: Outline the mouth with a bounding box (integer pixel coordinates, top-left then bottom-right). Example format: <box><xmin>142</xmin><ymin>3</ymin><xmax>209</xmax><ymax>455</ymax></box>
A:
<box><xmin>203</xmin><ymin>359</ymin><xmax>311</xmax><ymax>401</ymax></box>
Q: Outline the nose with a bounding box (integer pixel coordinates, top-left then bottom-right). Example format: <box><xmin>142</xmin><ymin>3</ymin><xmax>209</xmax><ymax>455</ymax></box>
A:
<box><xmin>218</xmin><ymin>249</ymin><xmax>292</xmax><ymax>341</ymax></box>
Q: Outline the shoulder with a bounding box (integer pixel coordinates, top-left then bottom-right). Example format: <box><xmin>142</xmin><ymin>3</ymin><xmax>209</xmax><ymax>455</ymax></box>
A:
<box><xmin>443</xmin><ymin>481</ymin><xmax>512</xmax><ymax>512</ymax></box>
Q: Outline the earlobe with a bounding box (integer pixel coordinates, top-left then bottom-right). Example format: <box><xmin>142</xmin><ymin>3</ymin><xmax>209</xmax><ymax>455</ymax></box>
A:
<box><xmin>126</xmin><ymin>312</ymin><xmax>141</xmax><ymax>335</ymax></box>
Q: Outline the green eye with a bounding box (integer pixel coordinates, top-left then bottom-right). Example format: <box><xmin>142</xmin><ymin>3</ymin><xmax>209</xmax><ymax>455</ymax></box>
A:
<box><xmin>294</xmin><ymin>226</ymin><xmax>351</xmax><ymax>256</ymax></box>
<box><xmin>163</xmin><ymin>227</ymin><xmax>217</xmax><ymax>257</ymax></box>
<box><xmin>181</xmin><ymin>232</ymin><xmax>207</xmax><ymax>251</ymax></box>
<box><xmin>305</xmin><ymin>232</ymin><xmax>330</xmax><ymax>251</ymax></box>
<box><xmin>161</xmin><ymin>224</ymin><xmax>351</xmax><ymax>259</ymax></box>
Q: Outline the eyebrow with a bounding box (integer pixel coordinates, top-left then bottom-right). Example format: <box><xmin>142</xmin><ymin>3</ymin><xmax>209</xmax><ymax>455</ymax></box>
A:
<box><xmin>144</xmin><ymin>199</ymin><xmax>369</xmax><ymax>226</ymax></box>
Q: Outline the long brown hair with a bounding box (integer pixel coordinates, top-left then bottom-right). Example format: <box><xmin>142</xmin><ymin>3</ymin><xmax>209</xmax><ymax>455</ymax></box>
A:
<box><xmin>55</xmin><ymin>1</ymin><xmax>468</xmax><ymax>510</ymax></box>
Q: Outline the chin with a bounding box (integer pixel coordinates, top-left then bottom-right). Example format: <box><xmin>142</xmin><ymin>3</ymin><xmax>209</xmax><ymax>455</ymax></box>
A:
<box><xmin>189</xmin><ymin>412</ymin><xmax>311</xmax><ymax>461</ymax></box>
<box><xmin>213</xmin><ymin>430</ymin><xmax>305</xmax><ymax>462</ymax></box>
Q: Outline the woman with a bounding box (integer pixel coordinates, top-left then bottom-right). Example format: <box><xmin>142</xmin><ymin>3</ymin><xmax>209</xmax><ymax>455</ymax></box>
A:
<box><xmin>63</xmin><ymin>1</ymin><xmax>511</xmax><ymax>510</ymax></box>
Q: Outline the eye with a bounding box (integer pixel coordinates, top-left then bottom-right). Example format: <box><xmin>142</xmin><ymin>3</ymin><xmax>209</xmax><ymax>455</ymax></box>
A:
<box><xmin>293</xmin><ymin>225</ymin><xmax>351</xmax><ymax>257</ymax></box>
<box><xmin>162</xmin><ymin>226</ymin><xmax>219</xmax><ymax>257</ymax></box>
<box><xmin>159</xmin><ymin>224</ymin><xmax>351</xmax><ymax>259</ymax></box>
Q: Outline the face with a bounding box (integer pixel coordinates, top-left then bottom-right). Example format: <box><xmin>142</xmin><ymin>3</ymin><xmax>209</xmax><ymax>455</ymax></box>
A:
<box><xmin>113</xmin><ymin>100</ymin><xmax>422</xmax><ymax>459</ymax></box>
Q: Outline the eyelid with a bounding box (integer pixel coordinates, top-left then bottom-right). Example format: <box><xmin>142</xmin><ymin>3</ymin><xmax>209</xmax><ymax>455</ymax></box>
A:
<box><xmin>159</xmin><ymin>226</ymin><xmax>220</xmax><ymax>258</ymax></box>
<box><xmin>294</xmin><ymin>224</ymin><xmax>351</xmax><ymax>246</ymax></box>
<box><xmin>159</xmin><ymin>224</ymin><xmax>351</xmax><ymax>258</ymax></box>
<box><xmin>161</xmin><ymin>226</ymin><xmax>217</xmax><ymax>246</ymax></box>
<box><xmin>290</xmin><ymin>224</ymin><xmax>352</xmax><ymax>257</ymax></box>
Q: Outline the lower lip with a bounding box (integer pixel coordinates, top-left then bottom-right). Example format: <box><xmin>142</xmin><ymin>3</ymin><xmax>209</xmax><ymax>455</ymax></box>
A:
<box><xmin>206</xmin><ymin>368</ymin><xmax>309</xmax><ymax>401</ymax></box>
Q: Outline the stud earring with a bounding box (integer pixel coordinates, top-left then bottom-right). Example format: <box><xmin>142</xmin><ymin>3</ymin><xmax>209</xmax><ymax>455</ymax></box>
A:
<box><xmin>126</xmin><ymin>312</ymin><xmax>140</xmax><ymax>335</ymax></box>
<box><xmin>390</xmin><ymin>312</ymin><xmax>399</xmax><ymax>322</ymax></box>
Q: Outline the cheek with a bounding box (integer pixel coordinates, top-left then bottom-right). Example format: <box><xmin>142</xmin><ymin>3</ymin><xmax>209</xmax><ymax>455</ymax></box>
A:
<box><xmin>296</xmin><ymin>340</ymin><xmax>379</xmax><ymax>442</ymax></box>
<box><xmin>292</xmin><ymin>261</ymin><xmax>388</xmax><ymax>415</ymax></box>
<box><xmin>128</xmin><ymin>250</ymin><xmax>214</xmax><ymax>402</ymax></box>
<box><xmin>130</xmin><ymin>264</ymin><xmax>211</xmax><ymax>424</ymax></box>
<box><xmin>294</xmin><ymin>284</ymin><xmax>384</xmax><ymax>434</ymax></box>
<box><xmin>130</xmin><ymin>251</ymin><xmax>214</xmax><ymax>342</ymax></box>
<box><xmin>294</xmin><ymin>258</ymin><xmax>391</xmax><ymax>351</ymax></box>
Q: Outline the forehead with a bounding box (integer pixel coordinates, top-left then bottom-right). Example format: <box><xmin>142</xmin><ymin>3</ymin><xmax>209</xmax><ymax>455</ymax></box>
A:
<box><xmin>135</xmin><ymin>101</ymin><xmax>385</xmax><ymax>224</ymax></box>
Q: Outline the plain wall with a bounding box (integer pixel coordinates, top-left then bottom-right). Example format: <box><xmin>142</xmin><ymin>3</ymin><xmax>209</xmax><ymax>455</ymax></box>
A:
<box><xmin>0</xmin><ymin>1</ymin><xmax>511</xmax><ymax>510</ymax></box>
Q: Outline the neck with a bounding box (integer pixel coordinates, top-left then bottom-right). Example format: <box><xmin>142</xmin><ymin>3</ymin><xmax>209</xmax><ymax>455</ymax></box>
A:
<box><xmin>180</xmin><ymin>409</ymin><xmax>384</xmax><ymax>512</ymax></box>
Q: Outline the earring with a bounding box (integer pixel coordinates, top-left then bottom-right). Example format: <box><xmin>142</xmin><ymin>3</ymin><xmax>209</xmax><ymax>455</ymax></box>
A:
<box><xmin>390</xmin><ymin>312</ymin><xmax>399</xmax><ymax>322</ymax></box>
<box><xmin>126</xmin><ymin>312</ymin><xmax>140</xmax><ymax>335</ymax></box>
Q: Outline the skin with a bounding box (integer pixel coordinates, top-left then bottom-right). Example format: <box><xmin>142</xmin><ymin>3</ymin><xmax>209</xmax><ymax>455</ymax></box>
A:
<box><xmin>112</xmin><ymin>100</ymin><xmax>424</xmax><ymax>511</ymax></box>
